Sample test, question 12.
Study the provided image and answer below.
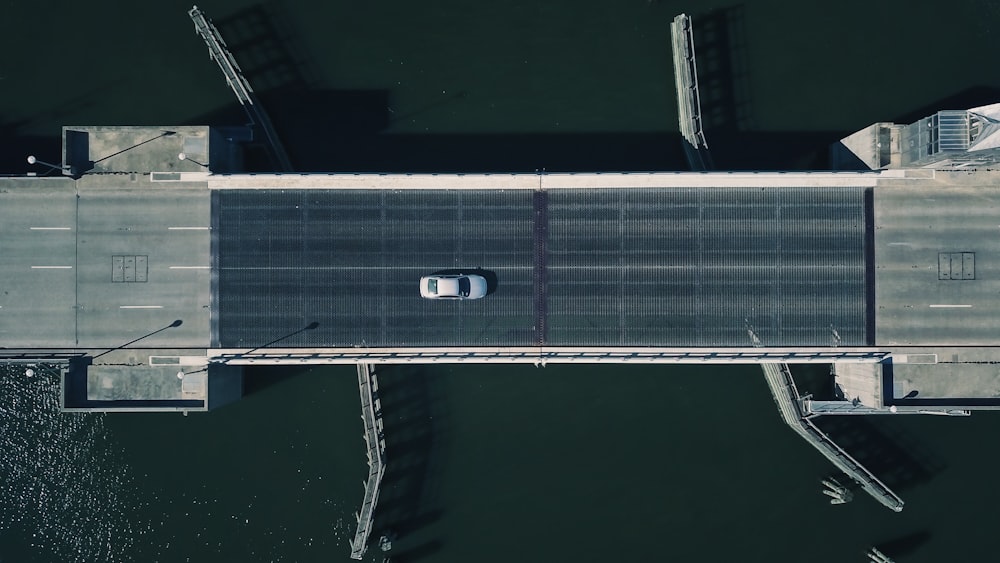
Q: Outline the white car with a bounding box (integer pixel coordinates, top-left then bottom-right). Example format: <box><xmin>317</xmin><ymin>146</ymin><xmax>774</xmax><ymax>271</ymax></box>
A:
<box><xmin>419</xmin><ymin>274</ymin><xmax>488</xmax><ymax>300</ymax></box>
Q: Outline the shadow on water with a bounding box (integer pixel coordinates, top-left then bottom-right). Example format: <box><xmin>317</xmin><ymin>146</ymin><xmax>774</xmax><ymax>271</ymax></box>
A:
<box><xmin>812</xmin><ymin>415</ymin><xmax>947</xmax><ymax>493</ymax></box>
<box><xmin>370</xmin><ymin>365</ymin><xmax>449</xmax><ymax>549</ymax></box>
<box><xmin>686</xmin><ymin>6</ymin><xmax>850</xmax><ymax>171</ymax></box>
<box><xmin>691</xmin><ymin>5</ymin><xmax>754</xmax><ymax>134</ymax></box>
<box><xmin>789</xmin><ymin>364</ymin><xmax>836</xmax><ymax>400</ymax></box>
<box><xmin>272</xmin><ymin>114</ymin><xmax>691</xmax><ymax>174</ymax></box>
<box><xmin>242</xmin><ymin>364</ymin><xmax>313</xmax><ymax>396</ymax></box>
<box><xmin>0</xmin><ymin>117</ymin><xmax>63</xmax><ymax>176</ymax></box>
<box><xmin>389</xmin><ymin>539</ymin><xmax>444</xmax><ymax>563</ymax></box>
<box><xmin>211</xmin><ymin>0</ymin><xmax>323</xmax><ymax>94</ymax></box>
<box><xmin>0</xmin><ymin>77</ymin><xmax>127</xmax><ymax>175</ymax></box>
<box><xmin>686</xmin><ymin>4</ymin><xmax>844</xmax><ymax>171</ymax></box>
<box><xmin>875</xmin><ymin>530</ymin><xmax>932</xmax><ymax>559</ymax></box>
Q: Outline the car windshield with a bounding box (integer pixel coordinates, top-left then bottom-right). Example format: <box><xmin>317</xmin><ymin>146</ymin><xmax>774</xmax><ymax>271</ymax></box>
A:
<box><xmin>459</xmin><ymin>277</ymin><xmax>470</xmax><ymax>296</ymax></box>
<box><xmin>427</xmin><ymin>278</ymin><xmax>438</xmax><ymax>294</ymax></box>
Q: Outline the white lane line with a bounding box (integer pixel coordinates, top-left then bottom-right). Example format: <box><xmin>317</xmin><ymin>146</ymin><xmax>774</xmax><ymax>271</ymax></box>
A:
<box><xmin>120</xmin><ymin>305</ymin><xmax>164</xmax><ymax>309</ymax></box>
<box><xmin>168</xmin><ymin>227</ymin><xmax>210</xmax><ymax>230</ymax></box>
<box><xmin>928</xmin><ymin>304</ymin><xmax>972</xmax><ymax>308</ymax></box>
<box><xmin>30</xmin><ymin>227</ymin><xmax>72</xmax><ymax>231</ymax></box>
<box><xmin>31</xmin><ymin>266</ymin><xmax>73</xmax><ymax>269</ymax></box>
<box><xmin>218</xmin><ymin>266</ymin><xmax>508</xmax><ymax>270</ymax></box>
<box><xmin>169</xmin><ymin>266</ymin><xmax>210</xmax><ymax>270</ymax></box>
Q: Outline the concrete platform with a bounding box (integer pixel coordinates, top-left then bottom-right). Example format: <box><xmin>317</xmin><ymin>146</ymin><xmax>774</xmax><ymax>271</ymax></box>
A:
<box><xmin>87</xmin><ymin>364</ymin><xmax>206</xmax><ymax>402</ymax></box>
<box><xmin>882</xmin><ymin>347</ymin><xmax>1000</xmax><ymax>407</ymax></box>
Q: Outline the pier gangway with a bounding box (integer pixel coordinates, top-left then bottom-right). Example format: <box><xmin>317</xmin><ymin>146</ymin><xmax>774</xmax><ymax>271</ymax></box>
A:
<box><xmin>670</xmin><ymin>14</ymin><xmax>713</xmax><ymax>171</ymax></box>
<box><xmin>188</xmin><ymin>5</ymin><xmax>293</xmax><ymax>172</ymax></box>
<box><xmin>749</xmin><ymin>327</ymin><xmax>905</xmax><ymax>511</ymax></box>
<box><xmin>350</xmin><ymin>363</ymin><xmax>387</xmax><ymax>559</ymax></box>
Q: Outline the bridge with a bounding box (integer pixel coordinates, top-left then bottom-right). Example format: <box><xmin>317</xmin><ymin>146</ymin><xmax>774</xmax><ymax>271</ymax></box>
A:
<box><xmin>2</xmin><ymin>159</ymin><xmax>880</xmax><ymax>354</ymax></box>
<box><xmin>7</xmin><ymin>135</ymin><xmax>1000</xmax><ymax>412</ymax></box>
<box><xmin>7</xmin><ymin>11</ymin><xmax>1000</xmax><ymax>558</ymax></box>
<box><xmin>8</xmin><ymin>126</ymin><xmax>1000</xmax><ymax>555</ymax></box>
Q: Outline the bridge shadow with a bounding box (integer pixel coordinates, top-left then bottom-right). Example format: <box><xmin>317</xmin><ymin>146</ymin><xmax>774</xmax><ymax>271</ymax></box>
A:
<box><xmin>812</xmin><ymin>415</ymin><xmax>947</xmax><ymax>493</ymax></box>
<box><xmin>788</xmin><ymin>364</ymin><xmax>836</xmax><ymax>400</ymax></box>
<box><xmin>241</xmin><ymin>364</ymin><xmax>312</xmax><ymax>396</ymax></box>
<box><xmin>0</xmin><ymin>116</ymin><xmax>60</xmax><ymax>176</ymax></box>
<box><xmin>192</xmin><ymin>96</ymin><xmax>690</xmax><ymax>174</ymax></box>
<box><xmin>369</xmin><ymin>365</ymin><xmax>449</xmax><ymax>548</ymax></box>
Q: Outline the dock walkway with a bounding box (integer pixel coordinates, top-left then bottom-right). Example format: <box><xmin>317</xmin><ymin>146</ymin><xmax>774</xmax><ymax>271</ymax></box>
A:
<box><xmin>749</xmin><ymin>328</ymin><xmax>904</xmax><ymax>511</ymax></box>
<box><xmin>350</xmin><ymin>363</ymin><xmax>387</xmax><ymax>559</ymax></box>
<box><xmin>762</xmin><ymin>362</ymin><xmax>904</xmax><ymax>511</ymax></box>
<box><xmin>670</xmin><ymin>14</ymin><xmax>713</xmax><ymax>171</ymax></box>
<box><xmin>188</xmin><ymin>5</ymin><xmax>293</xmax><ymax>172</ymax></box>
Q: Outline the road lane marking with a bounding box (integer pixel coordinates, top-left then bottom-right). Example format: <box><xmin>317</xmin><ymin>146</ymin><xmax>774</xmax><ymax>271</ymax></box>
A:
<box><xmin>30</xmin><ymin>227</ymin><xmax>72</xmax><ymax>230</ymax></box>
<box><xmin>168</xmin><ymin>227</ymin><xmax>210</xmax><ymax>230</ymax></box>
<box><xmin>31</xmin><ymin>266</ymin><xmax>73</xmax><ymax>269</ymax></box>
<box><xmin>169</xmin><ymin>266</ymin><xmax>210</xmax><ymax>269</ymax></box>
<box><xmin>119</xmin><ymin>305</ymin><xmax>164</xmax><ymax>309</ymax></box>
<box><xmin>928</xmin><ymin>304</ymin><xmax>971</xmax><ymax>308</ymax></box>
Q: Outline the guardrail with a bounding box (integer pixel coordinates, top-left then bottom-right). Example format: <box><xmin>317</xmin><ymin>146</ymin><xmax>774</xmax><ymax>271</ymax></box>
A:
<box><xmin>210</xmin><ymin>347</ymin><xmax>888</xmax><ymax>365</ymax></box>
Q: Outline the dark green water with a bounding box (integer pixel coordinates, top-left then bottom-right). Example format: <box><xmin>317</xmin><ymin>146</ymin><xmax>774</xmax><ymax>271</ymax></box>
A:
<box><xmin>4</xmin><ymin>0</ymin><xmax>1000</xmax><ymax>561</ymax></box>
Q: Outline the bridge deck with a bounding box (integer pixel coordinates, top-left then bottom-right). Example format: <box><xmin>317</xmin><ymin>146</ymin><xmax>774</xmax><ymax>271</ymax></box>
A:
<box><xmin>0</xmin><ymin>176</ymin><xmax>212</xmax><ymax>350</ymax></box>
<box><xmin>213</xmin><ymin>185</ymin><xmax>870</xmax><ymax>349</ymax></box>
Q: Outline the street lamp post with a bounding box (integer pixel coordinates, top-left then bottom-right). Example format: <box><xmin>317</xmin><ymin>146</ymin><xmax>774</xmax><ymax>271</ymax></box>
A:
<box><xmin>178</xmin><ymin>152</ymin><xmax>209</xmax><ymax>168</ymax></box>
<box><xmin>27</xmin><ymin>155</ymin><xmax>73</xmax><ymax>175</ymax></box>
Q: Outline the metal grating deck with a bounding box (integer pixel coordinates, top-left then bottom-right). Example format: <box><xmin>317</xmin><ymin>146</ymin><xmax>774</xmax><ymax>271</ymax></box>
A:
<box><xmin>213</xmin><ymin>187</ymin><xmax>869</xmax><ymax>348</ymax></box>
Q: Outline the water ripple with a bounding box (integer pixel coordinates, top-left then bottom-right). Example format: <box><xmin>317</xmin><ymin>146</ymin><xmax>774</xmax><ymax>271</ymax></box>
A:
<box><xmin>0</xmin><ymin>363</ymin><xmax>137</xmax><ymax>562</ymax></box>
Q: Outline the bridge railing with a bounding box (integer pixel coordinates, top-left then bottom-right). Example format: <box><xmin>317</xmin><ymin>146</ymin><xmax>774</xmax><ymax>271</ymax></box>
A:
<box><xmin>210</xmin><ymin>347</ymin><xmax>888</xmax><ymax>365</ymax></box>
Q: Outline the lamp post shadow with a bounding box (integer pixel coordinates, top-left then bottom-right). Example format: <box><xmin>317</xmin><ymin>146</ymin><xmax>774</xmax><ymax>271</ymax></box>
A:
<box><xmin>231</xmin><ymin>321</ymin><xmax>321</xmax><ymax>397</ymax></box>
<box><xmin>91</xmin><ymin>319</ymin><xmax>183</xmax><ymax>361</ymax></box>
